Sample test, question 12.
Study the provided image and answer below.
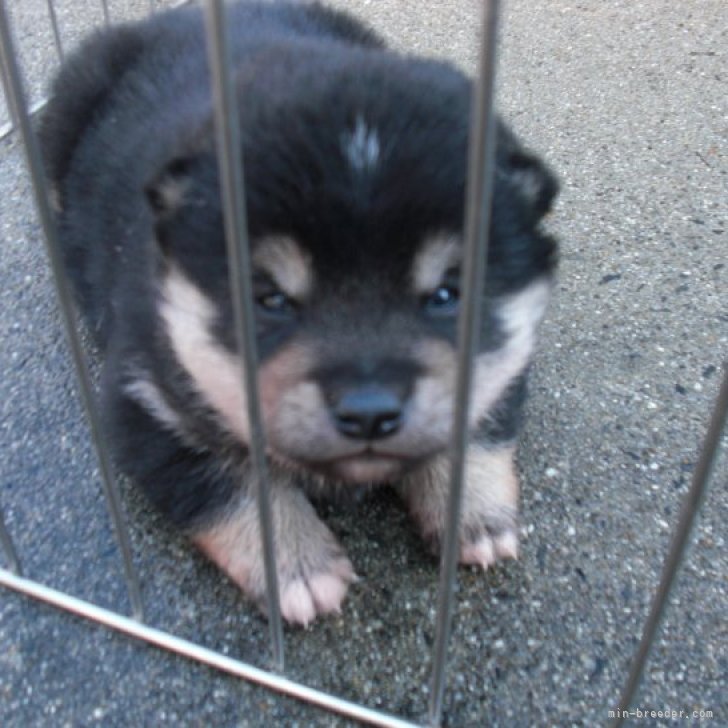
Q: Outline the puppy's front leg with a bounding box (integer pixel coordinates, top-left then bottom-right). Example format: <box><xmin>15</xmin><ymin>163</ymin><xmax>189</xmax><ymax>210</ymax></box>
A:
<box><xmin>193</xmin><ymin>470</ymin><xmax>355</xmax><ymax>626</ymax></box>
<box><xmin>399</xmin><ymin>443</ymin><xmax>520</xmax><ymax>569</ymax></box>
<box><xmin>109</xmin><ymin>378</ymin><xmax>354</xmax><ymax>626</ymax></box>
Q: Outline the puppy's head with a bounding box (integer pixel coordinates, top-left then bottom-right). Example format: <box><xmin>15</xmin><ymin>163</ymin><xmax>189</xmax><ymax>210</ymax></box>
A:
<box><xmin>145</xmin><ymin>52</ymin><xmax>558</xmax><ymax>484</ymax></box>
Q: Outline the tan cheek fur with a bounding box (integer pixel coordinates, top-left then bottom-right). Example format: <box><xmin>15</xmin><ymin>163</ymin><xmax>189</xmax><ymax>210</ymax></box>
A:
<box><xmin>160</xmin><ymin>266</ymin><xmax>318</xmax><ymax>447</ymax></box>
<box><xmin>257</xmin><ymin>343</ymin><xmax>315</xmax><ymax>422</ymax></box>
<box><xmin>160</xmin><ymin>266</ymin><xmax>251</xmax><ymax>441</ymax></box>
<box><xmin>470</xmin><ymin>278</ymin><xmax>551</xmax><ymax>425</ymax></box>
<box><xmin>413</xmin><ymin>277</ymin><xmax>551</xmax><ymax>431</ymax></box>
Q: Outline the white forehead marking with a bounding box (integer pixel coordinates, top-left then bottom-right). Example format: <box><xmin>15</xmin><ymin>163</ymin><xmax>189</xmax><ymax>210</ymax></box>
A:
<box><xmin>252</xmin><ymin>235</ymin><xmax>313</xmax><ymax>300</ymax></box>
<box><xmin>411</xmin><ymin>235</ymin><xmax>461</xmax><ymax>293</ymax></box>
<box><xmin>344</xmin><ymin>116</ymin><xmax>380</xmax><ymax>172</ymax></box>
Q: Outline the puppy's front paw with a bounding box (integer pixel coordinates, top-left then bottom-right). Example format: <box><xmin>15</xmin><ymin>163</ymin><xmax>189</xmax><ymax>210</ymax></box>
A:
<box><xmin>276</xmin><ymin>553</ymin><xmax>356</xmax><ymax>627</ymax></box>
<box><xmin>194</xmin><ymin>487</ymin><xmax>356</xmax><ymax>626</ymax></box>
<box><xmin>459</xmin><ymin>513</ymin><xmax>519</xmax><ymax>570</ymax></box>
<box><xmin>401</xmin><ymin>444</ymin><xmax>520</xmax><ymax>571</ymax></box>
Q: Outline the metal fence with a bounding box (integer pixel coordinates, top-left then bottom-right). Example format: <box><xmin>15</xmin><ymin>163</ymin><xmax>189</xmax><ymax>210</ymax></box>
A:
<box><xmin>0</xmin><ymin>1</ymin><xmax>726</xmax><ymax>726</ymax></box>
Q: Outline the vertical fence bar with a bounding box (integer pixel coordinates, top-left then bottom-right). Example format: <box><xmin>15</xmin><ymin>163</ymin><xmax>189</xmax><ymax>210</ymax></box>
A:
<box><xmin>100</xmin><ymin>0</ymin><xmax>110</xmax><ymax>26</ymax></box>
<box><xmin>0</xmin><ymin>507</ymin><xmax>22</xmax><ymax>575</ymax></box>
<box><xmin>427</xmin><ymin>1</ymin><xmax>501</xmax><ymax>724</ymax></box>
<box><xmin>612</xmin><ymin>363</ymin><xmax>728</xmax><ymax>726</ymax></box>
<box><xmin>0</xmin><ymin>0</ymin><xmax>143</xmax><ymax>620</ymax></box>
<box><xmin>203</xmin><ymin>0</ymin><xmax>284</xmax><ymax>671</ymax></box>
<box><xmin>44</xmin><ymin>0</ymin><xmax>64</xmax><ymax>60</ymax></box>
<box><xmin>0</xmin><ymin>44</ymin><xmax>17</xmax><ymax>128</ymax></box>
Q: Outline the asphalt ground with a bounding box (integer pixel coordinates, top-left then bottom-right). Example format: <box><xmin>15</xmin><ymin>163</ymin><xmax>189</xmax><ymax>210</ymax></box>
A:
<box><xmin>1</xmin><ymin>1</ymin><xmax>726</xmax><ymax>726</ymax></box>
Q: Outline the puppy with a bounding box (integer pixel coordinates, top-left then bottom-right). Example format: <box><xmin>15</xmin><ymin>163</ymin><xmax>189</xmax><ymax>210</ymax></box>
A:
<box><xmin>39</xmin><ymin>1</ymin><xmax>558</xmax><ymax>626</ymax></box>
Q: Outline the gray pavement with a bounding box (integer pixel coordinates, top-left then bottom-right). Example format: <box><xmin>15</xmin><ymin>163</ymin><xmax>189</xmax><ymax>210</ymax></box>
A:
<box><xmin>1</xmin><ymin>1</ymin><xmax>726</xmax><ymax>726</ymax></box>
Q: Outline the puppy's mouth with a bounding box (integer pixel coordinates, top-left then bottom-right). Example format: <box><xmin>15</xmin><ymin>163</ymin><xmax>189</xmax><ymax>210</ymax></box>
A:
<box><xmin>307</xmin><ymin>449</ymin><xmax>420</xmax><ymax>484</ymax></box>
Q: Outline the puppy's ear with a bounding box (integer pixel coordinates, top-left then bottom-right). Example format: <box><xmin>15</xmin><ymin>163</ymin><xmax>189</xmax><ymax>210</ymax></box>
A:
<box><xmin>497</xmin><ymin>122</ymin><xmax>559</xmax><ymax>224</ymax></box>
<box><xmin>504</xmin><ymin>149</ymin><xmax>559</xmax><ymax>223</ymax></box>
<box><xmin>145</xmin><ymin>156</ymin><xmax>195</xmax><ymax>221</ymax></box>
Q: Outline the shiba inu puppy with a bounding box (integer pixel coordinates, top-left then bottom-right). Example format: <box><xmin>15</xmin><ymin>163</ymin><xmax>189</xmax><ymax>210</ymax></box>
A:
<box><xmin>40</xmin><ymin>1</ymin><xmax>558</xmax><ymax>625</ymax></box>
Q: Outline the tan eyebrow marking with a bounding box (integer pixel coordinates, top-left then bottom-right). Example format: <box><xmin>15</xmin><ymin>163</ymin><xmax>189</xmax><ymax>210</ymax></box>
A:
<box><xmin>252</xmin><ymin>235</ymin><xmax>313</xmax><ymax>300</ymax></box>
<box><xmin>411</xmin><ymin>235</ymin><xmax>461</xmax><ymax>294</ymax></box>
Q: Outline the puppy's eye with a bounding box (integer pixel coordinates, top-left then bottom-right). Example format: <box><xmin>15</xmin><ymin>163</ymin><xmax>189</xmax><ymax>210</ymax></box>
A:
<box><xmin>257</xmin><ymin>291</ymin><xmax>295</xmax><ymax>314</ymax></box>
<box><xmin>423</xmin><ymin>284</ymin><xmax>460</xmax><ymax>315</ymax></box>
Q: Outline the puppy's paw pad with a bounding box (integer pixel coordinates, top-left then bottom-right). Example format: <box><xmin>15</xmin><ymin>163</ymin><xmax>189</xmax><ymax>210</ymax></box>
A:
<box><xmin>460</xmin><ymin>529</ymin><xmax>519</xmax><ymax>570</ymax></box>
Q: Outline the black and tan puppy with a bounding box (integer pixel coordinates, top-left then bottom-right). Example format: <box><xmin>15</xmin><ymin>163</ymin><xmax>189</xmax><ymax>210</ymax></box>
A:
<box><xmin>39</xmin><ymin>1</ymin><xmax>558</xmax><ymax>625</ymax></box>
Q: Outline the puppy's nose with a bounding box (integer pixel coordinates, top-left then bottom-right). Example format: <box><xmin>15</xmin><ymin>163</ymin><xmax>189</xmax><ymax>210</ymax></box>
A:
<box><xmin>333</xmin><ymin>386</ymin><xmax>403</xmax><ymax>440</ymax></box>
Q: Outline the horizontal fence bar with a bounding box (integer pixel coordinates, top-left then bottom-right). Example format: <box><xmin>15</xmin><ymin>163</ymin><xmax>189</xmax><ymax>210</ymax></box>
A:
<box><xmin>427</xmin><ymin>1</ymin><xmax>501</xmax><ymax>725</ymax></box>
<box><xmin>0</xmin><ymin>507</ymin><xmax>22</xmax><ymax>575</ymax></box>
<box><xmin>203</xmin><ymin>0</ymin><xmax>284</xmax><ymax>670</ymax></box>
<box><xmin>0</xmin><ymin>0</ymin><xmax>144</xmax><ymax>620</ymax></box>
<box><xmin>0</xmin><ymin>568</ymin><xmax>421</xmax><ymax>728</ymax></box>
<box><xmin>612</xmin><ymin>362</ymin><xmax>728</xmax><ymax>726</ymax></box>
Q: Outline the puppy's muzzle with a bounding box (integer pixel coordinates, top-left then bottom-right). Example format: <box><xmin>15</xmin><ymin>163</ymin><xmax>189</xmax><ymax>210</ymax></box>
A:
<box><xmin>332</xmin><ymin>385</ymin><xmax>403</xmax><ymax>440</ymax></box>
